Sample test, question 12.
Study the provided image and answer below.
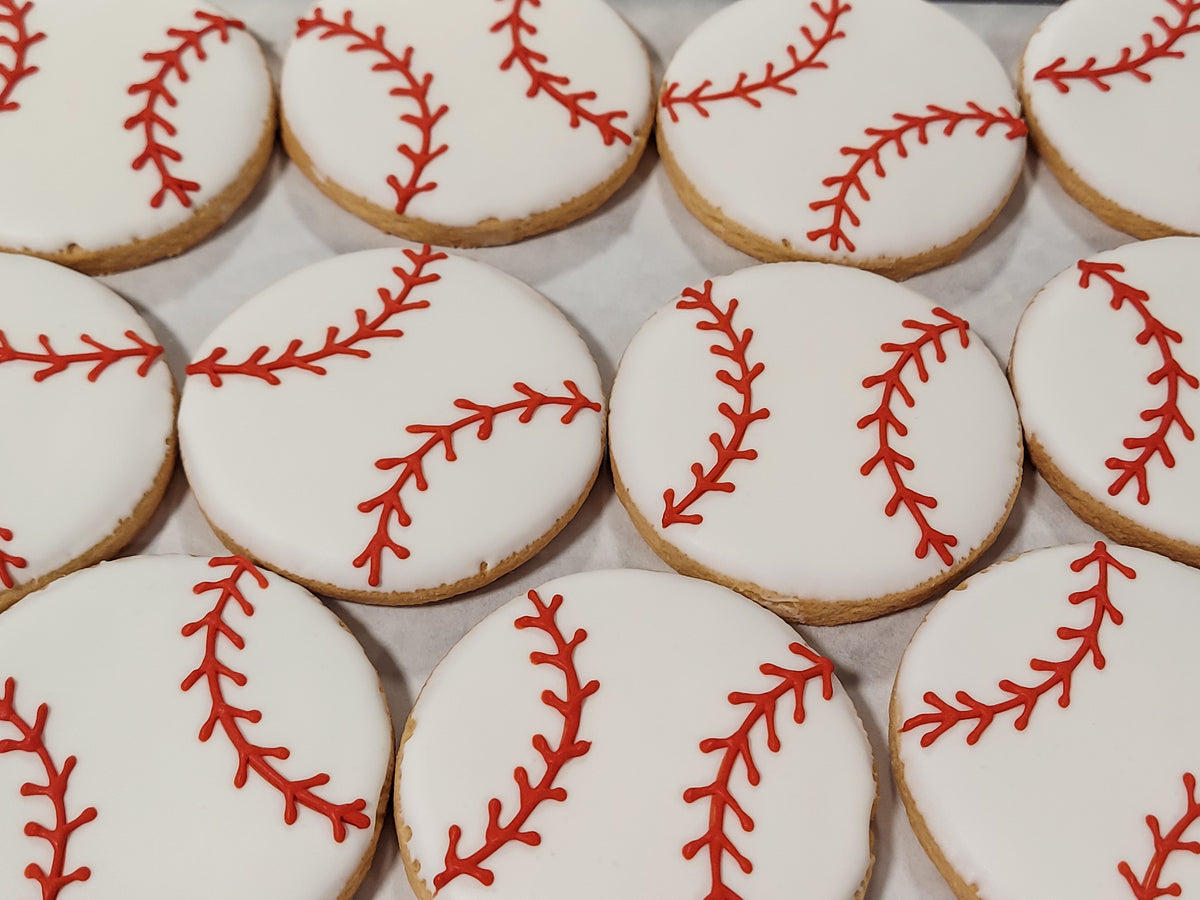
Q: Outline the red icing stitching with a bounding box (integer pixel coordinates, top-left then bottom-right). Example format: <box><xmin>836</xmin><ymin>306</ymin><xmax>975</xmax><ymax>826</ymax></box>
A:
<box><xmin>0</xmin><ymin>0</ymin><xmax>44</xmax><ymax>114</ymax></box>
<box><xmin>181</xmin><ymin>556</ymin><xmax>371</xmax><ymax>842</ymax></box>
<box><xmin>661</xmin><ymin>281</ymin><xmax>769</xmax><ymax>529</ymax></box>
<box><xmin>1034</xmin><ymin>0</ymin><xmax>1199</xmax><ymax>93</ymax></box>
<box><xmin>0</xmin><ymin>677</ymin><xmax>97</xmax><ymax>900</ymax></box>
<box><xmin>807</xmin><ymin>103</ymin><xmax>1027</xmax><ymax>253</ymax></box>
<box><xmin>0</xmin><ymin>329</ymin><xmax>163</xmax><ymax>381</ymax></box>
<box><xmin>0</xmin><ymin>526</ymin><xmax>28</xmax><ymax>590</ymax></box>
<box><xmin>858</xmin><ymin>307</ymin><xmax>968</xmax><ymax>567</ymax></box>
<box><xmin>434</xmin><ymin>589</ymin><xmax>599</xmax><ymax>889</ymax></box>
<box><xmin>901</xmin><ymin>541</ymin><xmax>1134</xmax><ymax>747</ymax></box>
<box><xmin>682</xmin><ymin>642</ymin><xmax>835</xmax><ymax>900</ymax></box>
<box><xmin>1119</xmin><ymin>772</ymin><xmax>1200</xmax><ymax>900</ymax></box>
<box><xmin>491</xmin><ymin>0</ymin><xmax>632</xmax><ymax>146</ymax></box>
<box><xmin>186</xmin><ymin>245</ymin><xmax>445</xmax><ymax>386</ymax></box>
<box><xmin>125</xmin><ymin>11</ymin><xmax>246</xmax><ymax>210</ymax></box>
<box><xmin>353</xmin><ymin>381</ymin><xmax>601</xmax><ymax>587</ymax></box>
<box><xmin>1077</xmin><ymin>259</ymin><xmax>1199</xmax><ymax>507</ymax></box>
<box><xmin>296</xmin><ymin>9</ymin><xmax>449</xmax><ymax>214</ymax></box>
<box><xmin>660</xmin><ymin>0</ymin><xmax>851</xmax><ymax>122</ymax></box>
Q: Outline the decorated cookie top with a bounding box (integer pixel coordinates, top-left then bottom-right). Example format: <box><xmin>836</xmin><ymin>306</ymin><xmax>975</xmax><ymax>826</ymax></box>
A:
<box><xmin>178</xmin><ymin>246</ymin><xmax>605</xmax><ymax>604</ymax></box>
<box><xmin>607</xmin><ymin>262</ymin><xmax>1022</xmax><ymax>623</ymax></box>
<box><xmin>1020</xmin><ymin>0</ymin><xmax>1200</xmax><ymax>236</ymax></box>
<box><xmin>0</xmin><ymin>554</ymin><xmax>393</xmax><ymax>900</ymax></box>
<box><xmin>893</xmin><ymin>542</ymin><xmax>1200</xmax><ymax>900</ymax></box>
<box><xmin>398</xmin><ymin>568</ymin><xmax>875</xmax><ymax>900</ymax></box>
<box><xmin>1011</xmin><ymin>238</ymin><xmax>1200</xmax><ymax>561</ymax></box>
<box><xmin>0</xmin><ymin>0</ymin><xmax>273</xmax><ymax>262</ymax></box>
<box><xmin>280</xmin><ymin>0</ymin><xmax>652</xmax><ymax>236</ymax></box>
<box><xmin>657</xmin><ymin>0</ymin><xmax>1027</xmax><ymax>275</ymax></box>
<box><xmin>0</xmin><ymin>254</ymin><xmax>175</xmax><ymax>611</ymax></box>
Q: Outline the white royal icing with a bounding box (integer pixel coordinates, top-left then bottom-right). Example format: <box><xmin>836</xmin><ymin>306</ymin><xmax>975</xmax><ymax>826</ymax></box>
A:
<box><xmin>399</xmin><ymin>568</ymin><xmax>875</xmax><ymax>900</ymax></box>
<box><xmin>1011</xmin><ymin>237</ymin><xmax>1200</xmax><ymax>551</ymax></box>
<box><xmin>893</xmin><ymin>542</ymin><xmax>1200</xmax><ymax>900</ymax></box>
<box><xmin>657</xmin><ymin>0</ymin><xmax>1026</xmax><ymax>268</ymax></box>
<box><xmin>607</xmin><ymin>262</ymin><xmax>1022</xmax><ymax>612</ymax></box>
<box><xmin>177</xmin><ymin>247</ymin><xmax>605</xmax><ymax>601</ymax></box>
<box><xmin>0</xmin><ymin>254</ymin><xmax>174</xmax><ymax>606</ymax></box>
<box><xmin>0</xmin><ymin>554</ymin><xmax>393</xmax><ymax>900</ymax></box>
<box><xmin>1021</xmin><ymin>0</ymin><xmax>1200</xmax><ymax>235</ymax></box>
<box><xmin>0</xmin><ymin>0</ymin><xmax>272</xmax><ymax>255</ymax></box>
<box><xmin>280</xmin><ymin>0</ymin><xmax>652</xmax><ymax>229</ymax></box>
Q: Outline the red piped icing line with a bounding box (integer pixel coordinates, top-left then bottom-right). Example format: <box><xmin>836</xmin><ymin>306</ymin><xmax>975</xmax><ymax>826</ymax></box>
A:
<box><xmin>661</xmin><ymin>281</ymin><xmax>769</xmax><ymax>529</ymax></box>
<box><xmin>491</xmin><ymin>0</ymin><xmax>632</xmax><ymax>146</ymax></box>
<box><xmin>0</xmin><ymin>677</ymin><xmax>98</xmax><ymax>900</ymax></box>
<box><xmin>807</xmin><ymin>103</ymin><xmax>1027</xmax><ymax>254</ymax></box>
<box><xmin>1119</xmin><ymin>772</ymin><xmax>1200</xmax><ymax>900</ymax></box>
<box><xmin>434</xmin><ymin>589</ymin><xmax>599</xmax><ymax>889</ymax></box>
<box><xmin>1078</xmin><ymin>259</ymin><xmax>1199</xmax><ymax>506</ymax></box>
<box><xmin>660</xmin><ymin>0</ymin><xmax>851</xmax><ymax>123</ymax></box>
<box><xmin>682</xmin><ymin>643</ymin><xmax>835</xmax><ymax>900</ymax></box>
<box><xmin>0</xmin><ymin>525</ymin><xmax>27</xmax><ymax>589</ymax></box>
<box><xmin>902</xmin><ymin>541</ymin><xmax>1134</xmax><ymax>747</ymax></box>
<box><xmin>353</xmin><ymin>381</ymin><xmax>601</xmax><ymax>588</ymax></box>
<box><xmin>182</xmin><ymin>556</ymin><xmax>371</xmax><ymax>842</ymax></box>
<box><xmin>1034</xmin><ymin>0</ymin><xmax>1199</xmax><ymax>93</ymax></box>
<box><xmin>0</xmin><ymin>329</ymin><xmax>163</xmax><ymax>381</ymax></box>
<box><xmin>186</xmin><ymin>245</ymin><xmax>445</xmax><ymax>386</ymax></box>
<box><xmin>125</xmin><ymin>11</ymin><xmax>247</xmax><ymax>210</ymax></box>
<box><xmin>858</xmin><ymin>307</ymin><xmax>968</xmax><ymax>567</ymax></box>
<box><xmin>297</xmin><ymin>9</ymin><xmax>449</xmax><ymax>213</ymax></box>
<box><xmin>0</xmin><ymin>0</ymin><xmax>45</xmax><ymax>114</ymax></box>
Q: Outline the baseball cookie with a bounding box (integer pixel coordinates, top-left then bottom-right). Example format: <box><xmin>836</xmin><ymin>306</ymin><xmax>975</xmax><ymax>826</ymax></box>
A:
<box><xmin>178</xmin><ymin>246</ymin><xmax>605</xmax><ymax>605</ymax></box>
<box><xmin>892</xmin><ymin>541</ymin><xmax>1200</xmax><ymax>900</ymax></box>
<box><xmin>0</xmin><ymin>0</ymin><xmax>275</xmax><ymax>274</ymax></box>
<box><xmin>1020</xmin><ymin>0</ymin><xmax>1200</xmax><ymax>239</ymax></box>
<box><xmin>0</xmin><ymin>254</ymin><xmax>175</xmax><ymax>613</ymax></box>
<box><xmin>657</xmin><ymin>0</ymin><xmax>1027</xmax><ymax>279</ymax></box>
<box><xmin>0</xmin><ymin>554</ymin><xmax>393</xmax><ymax>900</ymax></box>
<box><xmin>608</xmin><ymin>262</ymin><xmax>1023</xmax><ymax>625</ymax></box>
<box><xmin>280</xmin><ymin>0</ymin><xmax>653</xmax><ymax>246</ymax></box>
<box><xmin>396</xmin><ymin>568</ymin><xmax>876</xmax><ymax>900</ymax></box>
<box><xmin>1010</xmin><ymin>238</ymin><xmax>1200</xmax><ymax>567</ymax></box>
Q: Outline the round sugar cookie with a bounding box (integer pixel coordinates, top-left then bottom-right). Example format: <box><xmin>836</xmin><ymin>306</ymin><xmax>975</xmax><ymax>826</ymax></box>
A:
<box><xmin>178</xmin><ymin>246</ymin><xmax>605</xmax><ymax>605</ymax></box>
<box><xmin>1019</xmin><ymin>0</ymin><xmax>1200</xmax><ymax>239</ymax></box>
<box><xmin>0</xmin><ymin>0</ymin><xmax>275</xmax><ymax>274</ymax></box>
<box><xmin>1010</xmin><ymin>238</ymin><xmax>1200</xmax><ymax>567</ymax></box>
<box><xmin>607</xmin><ymin>262</ymin><xmax>1023</xmax><ymax>625</ymax></box>
<box><xmin>0</xmin><ymin>554</ymin><xmax>393</xmax><ymax>900</ymax></box>
<box><xmin>891</xmin><ymin>542</ymin><xmax>1200</xmax><ymax>900</ymax></box>
<box><xmin>656</xmin><ymin>0</ymin><xmax>1027</xmax><ymax>279</ymax></box>
<box><xmin>280</xmin><ymin>0</ymin><xmax>653</xmax><ymax>246</ymax></box>
<box><xmin>396</xmin><ymin>568</ymin><xmax>876</xmax><ymax>900</ymax></box>
<box><xmin>0</xmin><ymin>254</ymin><xmax>176</xmax><ymax>613</ymax></box>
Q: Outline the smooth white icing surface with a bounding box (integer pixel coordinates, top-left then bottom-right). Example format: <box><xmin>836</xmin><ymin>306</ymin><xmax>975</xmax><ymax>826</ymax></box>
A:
<box><xmin>894</xmin><ymin>542</ymin><xmax>1200</xmax><ymax>900</ymax></box>
<box><xmin>400</xmin><ymin>568</ymin><xmax>875</xmax><ymax>899</ymax></box>
<box><xmin>0</xmin><ymin>0</ymin><xmax>272</xmax><ymax>254</ymax></box>
<box><xmin>178</xmin><ymin>247</ymin><xmax>604</xmax><ymax>598</ymax></box>
<box><xmin>0</xmin><ymin>554</ymin><xmax>393</xmax><ymax>899</ymax></box>
<box><xmin>1011</xmin><ymin>237</ymin><xmax>1200</xmax><ymax>546</ymax></box>
<box><xmin>608</xmin><ymin>262</ymin><xmax>1022</xmax><ymax>606</ymax></box>
<box><xmin>1021</xmin><ymin>0</ymin><xmax>1200</xmax><ymax>234</ymax></box>
<box><xmin>0</xmin><ymin>254</ymin><xmax>174</xmax><ymax>598</ymax></box>
<box><xmin>658</xmin><ymin>0</ymin><xmax>1026</xmax><ymax>265</ymax></box>
<box><xmin>281</xmin><ymin>0</ymin><xmax>652</xmax><ymax>228</ymax></box>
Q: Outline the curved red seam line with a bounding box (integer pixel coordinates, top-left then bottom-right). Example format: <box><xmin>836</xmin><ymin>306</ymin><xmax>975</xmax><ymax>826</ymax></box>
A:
<box><xmin>0</xmin><ymin>526</ymin><xmax>28</xmax><ymax>589</ymax></box>
<box><xmin>901</xmin><ymin>541</ymin><xmax>1135</xmax><ymax>746</ymax></box>
<box><xmin>661</xmin><ymin>281</ymin><xmax>769</xmax><ymax>529</ymax></box>
<box><xmin>1034</xmin><ymin>0</ymin><xmax>1200</xmax><ymax>92</ymax></box>
<box><xmin>0</xmin><ymin>677</ymin><xmax>97</xmax><ymax>900</ymax></box>
<box><xmin>353</xmin><ymin>381</ymin><xmax>601</xmax><ymax>587</ymax></box>
<box><xmin>434</xmin><ymin>589</ymin><xmax>600</xmax><ymax>889</ymax></box>
<box><xmin>296</xmin><ymin>9</ymin><xmax>449</xmax><ymax>214</ymax></box>
<box><xmin>0</xmin><ymin>329</ymin><xmax>163</xmax><ymax>382</ymax></box>
<box><xmin>0</xmin><ymin>0</ymin><xmax>45</xmax><ymax>113</ymax></box>
<box><xmin>1118</xmin><ymin>772</ymin><xmax>1200</xmax><ymax>900</ymax></box>
<box><xmin>181</xmin><ymin>555</ymin><xmax>371</xmax><ymax>842</ymax></box>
